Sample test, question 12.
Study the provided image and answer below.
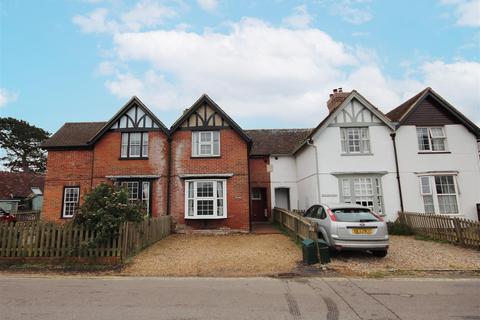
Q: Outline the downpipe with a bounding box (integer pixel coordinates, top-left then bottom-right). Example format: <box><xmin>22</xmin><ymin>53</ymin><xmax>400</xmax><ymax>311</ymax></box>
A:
<box><xmin>307</xmin><ymin>138</ymin><xmax>322</xmax><ymax>204</ymax></box>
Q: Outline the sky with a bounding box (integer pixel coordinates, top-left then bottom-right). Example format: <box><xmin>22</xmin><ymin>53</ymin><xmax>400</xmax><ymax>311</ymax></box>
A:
<box><xmin>0</xmin><ymin>0</ymin><xmax>479</xmax><ymax>134</ymax></box>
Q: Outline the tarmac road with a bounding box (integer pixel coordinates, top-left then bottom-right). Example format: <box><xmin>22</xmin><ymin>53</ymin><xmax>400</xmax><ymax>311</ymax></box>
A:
<box><xmin>0</xmin><ymin>276</ymin><xmax>479</xmax><ymax>320</ymax></box>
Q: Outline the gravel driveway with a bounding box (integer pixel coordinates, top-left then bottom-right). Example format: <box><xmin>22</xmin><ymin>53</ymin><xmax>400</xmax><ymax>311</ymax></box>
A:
<box><xmin>330</xmin><ymin>235</ymin><xmax>480</xmax><ymax>276</ymax></box>
<box><xmin>122</xmin><ymin>233</ymin><xmax>301</xmax><ymax>277</ymax></box>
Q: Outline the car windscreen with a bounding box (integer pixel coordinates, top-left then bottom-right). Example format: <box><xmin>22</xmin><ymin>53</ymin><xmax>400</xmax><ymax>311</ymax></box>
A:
<box><xmin>331</xmin><ymin>208</ymin><xmax>379</xmax><ymax>222</ymax></box>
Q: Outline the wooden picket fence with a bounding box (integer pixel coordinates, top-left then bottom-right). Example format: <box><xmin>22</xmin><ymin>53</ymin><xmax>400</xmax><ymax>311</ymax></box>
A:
<box><xmin>0</xmin><ymin>216</ymin><xmax>171</xmax><ymax>262</ymax></box>
<box><xmin>13</xmin><ymin>210</ymin><xmax>41</xmax><ymax>222</ymax></box>
<box><xmin>273</xmin><ymin>207</ymin><xmax>318</xmax><ymax>242</ymax></box>
<box><xmin>399</xmin><ymin>212</ymin><xmax>480</xmax><ymax>250</ymax></box>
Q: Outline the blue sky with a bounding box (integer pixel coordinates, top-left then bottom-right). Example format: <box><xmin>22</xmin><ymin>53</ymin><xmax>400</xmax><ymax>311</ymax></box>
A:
<box><xmin>0</xmin><ymin>0</ymin><xmax>479</xmax><ymax>134</ymax></box>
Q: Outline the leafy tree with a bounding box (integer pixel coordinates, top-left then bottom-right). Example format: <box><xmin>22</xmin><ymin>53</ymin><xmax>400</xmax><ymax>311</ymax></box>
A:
<box><xmin>0</xmin><ymin>117</ymin><xmax>50</xmax><ymax>172</ymax></box>
<box><xmin>74</xmin><ymin>183</ymin><xmax>145</xmax><ymax>246</ymax></box>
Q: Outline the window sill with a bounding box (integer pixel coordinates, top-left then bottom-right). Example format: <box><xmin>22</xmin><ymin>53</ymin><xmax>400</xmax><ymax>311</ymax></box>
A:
<box><xmin>119</xmin><ymin>157</ymin><xmax>149</xmax><ymax>160</ymax></box>
<box><xmin>340</xmin><ymin>153</ymin><xmax>374</xmax><ymax>156</ymax></box>
<box><xmin>61</xmin><ymin>216</ymin><xmax>74</xmax><ymax>219</ymax></box>
<box><xmin>417</xmin><ymin>151</ymin><xmax>451</xmax><ymax>154</ymax></box>
<box><xmin>185</xmin><ymin>216</ymin><xmax>227</xmax><ymax>220</ymax></box>
<box><xmin>190</xmin><ymin>155</ymin><xmax>221</xmax><ymax>159</ymax></box>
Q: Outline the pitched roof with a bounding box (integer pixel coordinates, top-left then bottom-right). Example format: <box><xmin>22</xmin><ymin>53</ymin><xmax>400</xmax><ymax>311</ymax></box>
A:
<box><xmin>171</xmin><ymin>94</ymin><xmax>252</xmax><ymax>143</ymax></box>
<box><xmin>88</xmin><ymin>96</ymin><xmax>169</xmax><ymax>144</ymax></box>
<box><xmin>246</xmin><ymin>129</ymin><xmax>312</xmax><ymax>156</ymax></box>
<box><xmin>41</xmin><ymin>122</ymin><xmax>106</xmax><ymax>149</ymax></box>
<box><xmin>386</xmin><ymin>87</ymin><xmax>480</xmax><ymax>137</ymax></box>
<box><xmin>0</xmin><ymin>172</ymin><xmax>45</xmax><ymax>200</ymax></box>
<box><xmin>386</xmin><ymin>88</ymin><xmax>430</xmax><ymax>122</ymax></box>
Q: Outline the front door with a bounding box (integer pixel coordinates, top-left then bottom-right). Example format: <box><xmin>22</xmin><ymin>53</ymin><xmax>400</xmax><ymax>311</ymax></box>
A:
<box><xmin>251</xmin><ymin>187</ymin><xmax>268</xmax><ymax>222</ymax></box>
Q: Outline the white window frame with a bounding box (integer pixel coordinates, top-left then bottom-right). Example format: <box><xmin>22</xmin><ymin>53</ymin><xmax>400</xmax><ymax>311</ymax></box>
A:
<box><xmin>120</xmin><ymin>181</ymin><xmax>151</xmax><ymax>216</ymax></box>
<box><xmin>339</xmin><ymin>176</ymin><xmax>384</xmax><ymax>213</ymax></box>
<box><xmin>416</xmin><ymin>127</ymin><xmax>447</xmax><ymax>152</ymax></box>
<box><xmin>62</xmin><ymin>187</ymin><xmax>80</xmax><ymax>218</ymax></box>
<box><xmin>418</xmin><ymin>175</ymin><xmax>460</xmax><ymax>215</ymax></box>
<box><xmin>120</xmin><ymin>132</ymin><xmax>149</xmax><ymax>158</ymax></box>
<box><xmin>341</xmin><ymin>127</ymin><xmax>371</xmax><ymax>154</ymax></box>
<box><xmin>192</xmin><ymin>131</ymin><xmax>220</xmax><ymax>157</ymax></box>
<box><xmin>184</xmin><ymin>179</ymin><xmax>227</xmax><ymax>219</ymax></box>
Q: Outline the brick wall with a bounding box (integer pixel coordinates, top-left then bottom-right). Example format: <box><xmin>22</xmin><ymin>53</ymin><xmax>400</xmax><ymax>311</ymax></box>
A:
<box><xmin>170</xmin><ymin>129</ymin><xmax>250</xmax><ymax>231</ymax></box>
<box><xmin>249</xmin><ymin>156</ymin><xmax>271</xmax><ymax>218</ymax></box>
<box><xmin>43</xmin><ymin>131</ymin><xmax>169</xmax><ymax>221</ymax></box>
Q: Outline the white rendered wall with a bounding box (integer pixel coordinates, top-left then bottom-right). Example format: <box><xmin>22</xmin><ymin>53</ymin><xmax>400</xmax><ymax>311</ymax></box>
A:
<box><xmin>269</xmin><ymin>155</ymin><xmax>299</xmax><ymax>210</ymax></box>
<box><xmin>395</xmin><ymin>124</ymin><xmax>480</xmax><ymax>221</ymax></box>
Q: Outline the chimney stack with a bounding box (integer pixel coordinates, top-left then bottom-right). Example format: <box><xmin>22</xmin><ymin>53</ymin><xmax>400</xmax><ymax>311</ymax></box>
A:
<box><xmin>327</xmin><ymin>87</ymin><xmax>349</xmax><ymax>113</ymax></box>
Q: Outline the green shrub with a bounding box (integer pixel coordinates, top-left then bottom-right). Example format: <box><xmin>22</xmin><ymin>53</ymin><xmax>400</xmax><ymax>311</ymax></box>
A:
<box><xmin>387</xmin><ymin>220</ymin><xmax>414</xmax><ymax>235</ymax></box>
<box><xmin>74</xmin><ymin>183</ymin><xmax>145</xmax><ymax>246</ymax></box>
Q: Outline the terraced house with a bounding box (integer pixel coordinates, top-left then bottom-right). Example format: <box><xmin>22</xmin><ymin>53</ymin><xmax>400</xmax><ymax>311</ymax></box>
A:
<box><xmin>41</xmin><ymin>88</ymin><xmax>480</xmax><ymax>231</ymax></box>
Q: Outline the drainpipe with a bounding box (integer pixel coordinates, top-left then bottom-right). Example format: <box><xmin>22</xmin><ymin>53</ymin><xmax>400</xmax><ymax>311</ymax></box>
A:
<box><xmin>390</xmin><ymin>132</ymin><xmax>404</xmax><ymax>212</ymax></box>
<box><xmin>166</xmin><ymin>136</ymin><xmax>172</xmax><ymax>216</ymax></box>
<box><xmin>307</xmin><ymin>138</ymin><xmax>321</xmax><ymax>204</ymax></box>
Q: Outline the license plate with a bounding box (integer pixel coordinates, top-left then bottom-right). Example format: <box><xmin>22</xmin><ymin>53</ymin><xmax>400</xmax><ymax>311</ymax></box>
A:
<box><xmin>352</xmin><ymin>228</ymin><xmax>373</xmax><ymax>235</ymax></box>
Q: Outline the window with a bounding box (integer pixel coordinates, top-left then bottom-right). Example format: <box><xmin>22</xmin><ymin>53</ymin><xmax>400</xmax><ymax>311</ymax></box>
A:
<box><xmin>192</xmin><ymin>131</ymin><xmax>220</xmax><ymax>157</ymax></box>
<box><xmin>62</xmin><ymin>187</ymin><xmax>80</xmax><ymax>218</ymax></box>
<box><xmin>419</xmin><ymin>175</ymin><xmax>459</xmax><ymax>214</ymax></box>
<box><xmin>252</xmin><ymin>189</ymin><xmax>262</xmax><ymax>200</ymax></box>
<box><xmin>416</xmin><ymin>127</ymin><xmax>447</xmax><ymax>152</ymax></box>
<box><xmin>120</xmin><ymin>132</ymin><xmax>149</xmax><ymax>158</ymax></box>
<box><xmin>341</xmin><ymin>127</ymin><xmax>370</xmax><ymax>154</ymax></box>
<box><xmin>119</xmin><ymin>180</ymin><xmax>151</xmax><ymax>216</ymax></box>
<box><xmin>185</xmin><ymin>180</ymin><xmax>227</xmax><ymax>218</ymax></box>
<box><xmin>339</xmin><ymin>176</ymin><xmax>384</xmax><ymax>213</ymax></box>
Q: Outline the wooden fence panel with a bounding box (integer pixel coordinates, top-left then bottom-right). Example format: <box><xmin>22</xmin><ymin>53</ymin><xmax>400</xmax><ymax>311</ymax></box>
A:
<box><xmin>0</xmin><ymin>216</ymin><xmax>172</xmax><ymax>261</ymax></box>
<box><xmin>273</xmin><ymin>207</ymin><xmax>318</xmax><ymax>242</ymax></box>
<box><xmin>399</xmin><ymin>212</ymin><xmax>480</xmax><ymax>250</ymax></box>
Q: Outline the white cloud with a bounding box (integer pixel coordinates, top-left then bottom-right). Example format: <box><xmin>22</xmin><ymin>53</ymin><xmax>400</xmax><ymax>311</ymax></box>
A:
<box><xmin>73</xmin><ymin>8</ymin><xmax>118</xmax><ymax>33</ymax></box>
<box><xmin>283</xmin><ymin>5</ymin><xmax>313</xmax><ymax>29</ymax></box>
<box><xmin>197</xmin><ymin>0</ymin><xmax>219</xmax><ymax>12</ymax></box>
<box><xmin>329</xmin><ymin>0</ymin><xmax>373</xmax><ymax>25</ymax></box>
<box><xmin>73</xmin><ymin>1</ymin><xmax>177</xmax><ymax>34</ymax></box>
<box><xmin>0</xmin><ymin>88</ymin><xmax>19</xmax><ymax>107</ymax></box>
<box><xmin>441</xmin><ymin>0</ymin><xmax>480</xmax><ymax>27</ymax></box>
<box><xmin>421</xmin><ymin>60</ymin><xmax>480</xmax><ymax>124</ymax></box>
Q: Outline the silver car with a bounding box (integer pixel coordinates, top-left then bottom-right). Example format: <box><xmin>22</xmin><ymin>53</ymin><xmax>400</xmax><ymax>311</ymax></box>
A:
<box><xmin>303</xmin><ymin>203</ymin><xmax>389</xmax><ymax>257</ymax></box>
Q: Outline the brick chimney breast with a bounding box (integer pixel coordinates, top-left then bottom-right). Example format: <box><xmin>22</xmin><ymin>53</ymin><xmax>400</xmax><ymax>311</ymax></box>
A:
<box><xmin>327</xmin><ymin>88</ymin><xmax>350</xmax><ymax>113</ymax></box>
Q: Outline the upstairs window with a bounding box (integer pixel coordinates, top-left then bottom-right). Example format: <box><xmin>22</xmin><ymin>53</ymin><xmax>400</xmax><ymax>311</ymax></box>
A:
<box><xmin>121</xmin><ymin>132</ymin><xmax>149</xmax><ymax>158</ymax></box>
<box><xmin>62</xmin><ymin>187</ymin><xmax>80</xmax><ymax>218</ymax></box>
<box><xmin>192</xmin><ymin>131</ymin><xmax>220</xmax><ymax>157</ymax></box>
<box><xmin>416</xmin><ymin>127</ymin><xmax>447</xmax><ymax>152</ymax></box>
<box><xmin>341</xmin><ymin>127</ymin><xmax>370</xmax><ymax>154</ymax></box>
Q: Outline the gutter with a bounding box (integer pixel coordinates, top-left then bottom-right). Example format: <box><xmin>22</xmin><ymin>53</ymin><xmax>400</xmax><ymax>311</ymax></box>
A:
<box><xmin>306</xmin><ymin>138</ymin><xmax>321</xmax><ymax>204</ymax></box>
<box><xmin>390</xmin><ymin>132</ymin><xmax>404</xmax><ymax>212</ymax></box>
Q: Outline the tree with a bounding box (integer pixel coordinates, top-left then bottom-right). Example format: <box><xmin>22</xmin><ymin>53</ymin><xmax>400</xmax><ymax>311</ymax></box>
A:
<box><xmin>74</xmin><ymin>183</ymin><xmax>145</xmax><ymax>246</ymax></box>
<box><xmin>0</xmin><ymin>117</ymin><xmax>50</xmax><ymax>173</ymax></box>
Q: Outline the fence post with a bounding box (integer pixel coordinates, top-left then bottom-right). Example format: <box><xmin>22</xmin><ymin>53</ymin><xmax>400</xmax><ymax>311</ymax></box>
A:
<box><xmin>453</xmin><ymin>218</ymin><xmax>464</xmax><ymax>246</ymax></box>
<box><xmin>294</xmin><ymin>218</ymin><xmax>299</xmax><ymax>242</ymax></box>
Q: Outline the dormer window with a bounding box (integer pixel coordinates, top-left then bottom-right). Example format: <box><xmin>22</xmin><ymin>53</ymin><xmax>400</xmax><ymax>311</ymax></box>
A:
<box><xmin>192</xmin><ymin>131</ymin><xmax>220</xmax><ymax>157</ymax></box>
<box><xmin>416</xmin><ymin>127</ymin><xmax>447</xmax><ymax>152</ymax></box>
<box><xmin>121</xmin><ymin>132</ymin><xmax>149</xmax><ymax>158</ymax></box>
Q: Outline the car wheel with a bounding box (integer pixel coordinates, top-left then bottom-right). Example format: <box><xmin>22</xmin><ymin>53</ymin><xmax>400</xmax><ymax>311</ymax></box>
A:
<box><xmin>372</xmin><ymin>250</ymin><xmax>388</xmax><ymax>258</ymax></box>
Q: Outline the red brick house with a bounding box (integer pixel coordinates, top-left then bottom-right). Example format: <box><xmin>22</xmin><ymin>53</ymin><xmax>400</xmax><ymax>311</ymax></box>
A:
<box><xmin>42</xmin><ymin>95</ymin><xmax>259</xmax><ymax>232</ymax></box>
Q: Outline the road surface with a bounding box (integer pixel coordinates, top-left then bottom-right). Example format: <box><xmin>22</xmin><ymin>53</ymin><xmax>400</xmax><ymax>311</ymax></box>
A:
<box><xmin>0</xmin><ymin>276</ymin><xmax>479</xmax><ymax>320</ymax></box>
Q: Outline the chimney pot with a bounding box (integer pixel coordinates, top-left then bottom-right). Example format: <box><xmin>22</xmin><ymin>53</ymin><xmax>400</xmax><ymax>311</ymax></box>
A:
<box><xmin>333</xmin><ymin>89</ymin><xmax>338</xmax><ymax>93</ymax></box>
<box><xmin>339</xmin><ymin>87</ymin><xmax>343</xmax><ymax>92</ymax></box>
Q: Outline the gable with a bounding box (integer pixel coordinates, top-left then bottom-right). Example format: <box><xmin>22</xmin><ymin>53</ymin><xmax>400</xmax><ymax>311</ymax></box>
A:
<box><xmin>402</xmin><ymin>95</ymin><xmax>461</xmax><ymax>126</ymax></box>
<box><xmin>329</xmin><ymin>97</ymin><xmax>384</xmax><ymax>127</ymax></box>
<box><xmin>110</xmin><ymin>103</ymin><xmax>161</xmax><ymax>130</ymax></box>
<box><xmin>180</xmin><ymin>102</ymin><xmax>230</xmax><ymax>129</ymax></box>
<box><xmin>171</xmin><ymin>94</ymin><xmax>251</xmax><ymax>143</ymax></box>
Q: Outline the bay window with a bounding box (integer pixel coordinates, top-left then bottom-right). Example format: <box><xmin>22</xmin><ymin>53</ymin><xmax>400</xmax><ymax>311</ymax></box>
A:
<box><xmin>419</xmin><ymin>175</ymin><xmax>459</xmax><ymax>214</ymax></box>
<box><xmin>119</xmin><ymin>180</ymin><xmax>151</xmax><ymax>216</ymax></box>
<box><xmin>121</xmin><ymin>132</ymin><xmax>149</xmax><ymax>158</ymax></box>
<box><xmin>185</xmin><ymin>180</ymin><xmax>227</xmax><ymax>218</ymax></box>
<box><xmin>339</xmin><ymin>176</ymin><xmax>384</xmax><ymax>214</ymax></box>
